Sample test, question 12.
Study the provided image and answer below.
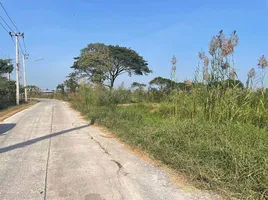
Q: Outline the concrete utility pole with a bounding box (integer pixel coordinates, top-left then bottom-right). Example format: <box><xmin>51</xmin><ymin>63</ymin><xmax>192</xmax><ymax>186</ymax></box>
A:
<box><xmin>9</xmin><ymin>32</ymin><xmax>24</xmax><ymax>105</ymax></box>
<box><xmin>22</xmin><ymin>53</ymin><xmax>29</xmax><ymax>102</ymax></box>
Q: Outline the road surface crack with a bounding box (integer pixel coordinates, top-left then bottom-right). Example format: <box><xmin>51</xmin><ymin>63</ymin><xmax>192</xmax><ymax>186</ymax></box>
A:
<box><xmin>88</xmin><ymin>134</ymin><xmax>129</xmax><ymax>177</ymax></box>
<box><xmin>90</xmin><ymin>136</ymin><xmax>110</xmax><ymax>156</ymax></box>
<box><xmin>88</xmin><ymin>133</ymin><xmax>129</xmax><ymax>177</ymax></box>
<box><xmin>111</xmin><ymin>160</ymin><xmax>123</xmax><ymax>172</ymax></box>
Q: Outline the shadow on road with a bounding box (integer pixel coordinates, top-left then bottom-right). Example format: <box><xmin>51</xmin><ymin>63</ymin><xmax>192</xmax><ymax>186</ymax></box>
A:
<box><xmin>0</xmin><ymin>124</ymin><xmax>90</xmax><ymax>153</ymax></box>
<box><xmin>0</xmin><ymin>123</ymin><xmax>16</xmax><ymax>135</ymax></box>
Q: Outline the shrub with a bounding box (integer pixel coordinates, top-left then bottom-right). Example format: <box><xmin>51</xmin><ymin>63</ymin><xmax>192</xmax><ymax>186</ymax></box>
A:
<box><xmin>0</xmin><ymin>77</ymin><xmax>16</xmax><ymax>110</ymax></box>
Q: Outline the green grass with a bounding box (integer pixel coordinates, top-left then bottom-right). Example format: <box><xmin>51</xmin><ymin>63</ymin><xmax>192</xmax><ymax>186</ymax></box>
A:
<box><xmin>65</xmin><ymin>85</ymin><xmax>268</xmax><ymax>199</ymax></box>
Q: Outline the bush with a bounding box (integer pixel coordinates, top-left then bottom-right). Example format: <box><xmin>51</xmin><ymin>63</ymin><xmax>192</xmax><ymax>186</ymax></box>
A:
<box><xmin>0</xmin><ymin>77</ymin><xmax>16</xmax><ymax>110</ymax></box>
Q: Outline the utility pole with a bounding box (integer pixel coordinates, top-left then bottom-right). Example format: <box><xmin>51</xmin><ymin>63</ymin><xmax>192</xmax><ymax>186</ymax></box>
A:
<box><xmin>9</xmin><ymin>32</ymin><xmax>24</xmax><ymax>105</ymax></box>
<box><xmin>22</xmin><ymin>53</ymin><xmax>29</xmax><ymax>102</ymax></box>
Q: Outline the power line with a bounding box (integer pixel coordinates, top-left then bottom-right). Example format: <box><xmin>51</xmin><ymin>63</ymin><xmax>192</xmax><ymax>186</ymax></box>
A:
<box><xmin>0</xmin><ymin>3</ymin><xmax>28</xmax><ymax>55</ymax></box>
<box><xmin>0</xmin><ymin>3</ymin><xmax>28</xmax><ymax>105</ymax></box>
<box><xmin>0</xmin><ymin>54</ymin><xmax>8</xmax><ymax>59</ymax></box>
<box><xmin>0</xmin><ymin>15</ymin><xmax>14</xmax><ymax>32</ymax></box>
<box><xmin>0</xmin><ymin>20</ymin><xmax>16</xmax><ymax>47</ymax></box>
<box><xmin>0</xmin><ymin>51</ymin><xmax>6</xmax><ymax>57</ymax></box>
<box><xmin>22</xmin><ymin>37</ymin><xmax>27</xmax><ymax>54</ymax></box>
<box><xmin>0</xmin><ymin>21</ymin><xmax>9</xmax><ymax>33</ymax></box>
<box><xmin>0</xmin><ymin>2</ymin><xmax>20</xmax><ymax>32</ymax></box>
<box><xmin>0</xmin><ymin>50</ymin><xmax>9</xmax><ymax>59</ymax></box>
<box><xmin>10</xmin><ymin>34</ymin><xmax>16</xmax><ymax>46</ymax></box>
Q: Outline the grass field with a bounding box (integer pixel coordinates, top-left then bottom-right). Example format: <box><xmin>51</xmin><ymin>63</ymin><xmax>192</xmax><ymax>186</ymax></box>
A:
<box><xmin>66</xmin><ymin>86</ymin><xmax>268</xmax><ymax>200</ymax></box>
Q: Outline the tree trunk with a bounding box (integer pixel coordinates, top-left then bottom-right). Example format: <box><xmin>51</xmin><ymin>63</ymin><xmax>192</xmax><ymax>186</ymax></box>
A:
<box><xmin>110</xmin><ymin>80</ymin><xmax>114</xmax><ymax>90</ymax></box>
<box><xmin>109</xmin><ymin>76</ymin><xmax>116</xmax><ymax>90</ymax></box>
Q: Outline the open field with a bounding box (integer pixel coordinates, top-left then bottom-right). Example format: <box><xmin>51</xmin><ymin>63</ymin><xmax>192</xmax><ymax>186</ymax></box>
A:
<box><xmin>66</xmin><ymin>85</ymin><xmax>268</xmax><ymax>200</ymax></box>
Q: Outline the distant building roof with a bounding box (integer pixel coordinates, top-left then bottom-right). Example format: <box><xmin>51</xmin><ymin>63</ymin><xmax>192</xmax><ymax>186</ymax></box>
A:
<box><xmin>41</xmin><ymin>91</ymin><xmax>54</xmax><ymax>93</ymax></box>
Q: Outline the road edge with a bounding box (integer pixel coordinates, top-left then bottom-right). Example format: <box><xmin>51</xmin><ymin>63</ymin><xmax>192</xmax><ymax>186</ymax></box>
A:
<box><xmin>0</xmin><ymin>101</ymin><xmax>38</xmax><ymax>122</ymax></box>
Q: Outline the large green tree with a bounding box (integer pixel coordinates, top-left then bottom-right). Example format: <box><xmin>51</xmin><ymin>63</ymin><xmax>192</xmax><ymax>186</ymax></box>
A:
<box><xmin>72</xmin><ymin>43</ymin><xmax>151</xmax><ymax>89</ymax></box>
<box><xmin>64</xmin><ymin>72</ymin><xmax>79</xmax><ymax>92</ymax></box>
<box><xmin>56</xmin><ymin>83</ymin><xmax>65</xmax><ymax>93</ymax></box>
<box><xmin>149</xmin><ymin>77</ymin><xmax>174</xmax><ymax>92</ymax></box>
<box><xmin>149</xmin><ymin>77</ymin><xmax>188</xmax><ymax>92</ymax></box>
<box><xmin>0</xmin><ymin>59</ymin><xmax>13</xmax><ymax>76</ymax></box>
<box><xmin>72</xmin><ymin>43</ymin><xmax>109</xmax><ymax>84</ymax></box>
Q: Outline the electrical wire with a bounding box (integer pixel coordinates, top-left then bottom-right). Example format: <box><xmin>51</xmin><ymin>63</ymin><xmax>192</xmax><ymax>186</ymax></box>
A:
<box><xmin>0</xmin><ymin>3</ymin><xmax>28</xmax><ymax>56</ymax></box>
<box><xmin>0</xmin><ymin>2</ymin><xmax>20</xmax><ymax>32</ymax></box>
<box><xmin>0</xmin><ymin>15</ymin><xmax>14</xmax><ymax>32</ymax></box>
<box><xmin>10</xmin><ymin>35</ymin><xmax>16</xmax><ymax>46</ymax></box>
<box><xmin>0</xmin><ymin>21</ymin><xmax>9</xmax><ymax>33</ymax></box>
<box><xmin>22</xmin><ymin>37</ymin><xmax>27</xmax><ymax>54</ymax></box>
<box><xmin>0</xmin><ymin>50</ymin><xmax>8</xmax><ymax>59</ymax></box>
<box><xmin>0</xmin><ymin>55</ymin><xmax>7</xmax><ymax>59</ymax></box>
<box><xmin>0</xmin><ymin>17</ymin><xmax>16</xmax><ymax>48</ymax></box>
<box><xmin>0</xmin><ymin>52</ymin><xmax>6</xmax><ymax>57</ymax></box>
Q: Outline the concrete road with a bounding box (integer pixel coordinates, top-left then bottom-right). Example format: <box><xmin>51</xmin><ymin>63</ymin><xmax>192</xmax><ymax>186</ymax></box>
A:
<box><xmin>0</xmin><ymin>99</ymin><xmax>219</xmax><ymax>200</ymax></box>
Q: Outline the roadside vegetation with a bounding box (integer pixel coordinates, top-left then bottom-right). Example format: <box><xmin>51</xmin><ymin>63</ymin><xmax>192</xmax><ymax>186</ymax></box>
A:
<box><xmin>0</xmin><ymin>59</ymin><xmax>16</xmax><ymax>110</ymax></box>
<box><xmin>49</xmin><ymin>30</ymin><xmax>267</xmax><ymax>199</ymax></box>
<box><xmin>0</xmin><ymin>59</ymin><xmax>35</xmax><ymax>111</ymax></box>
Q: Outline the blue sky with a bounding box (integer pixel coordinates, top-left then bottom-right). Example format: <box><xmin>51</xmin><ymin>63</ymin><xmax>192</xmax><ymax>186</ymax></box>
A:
<box><xmin>0</xmin><ymin>0</ymin><xmax>267</xmax><ymax>90</ymax></box>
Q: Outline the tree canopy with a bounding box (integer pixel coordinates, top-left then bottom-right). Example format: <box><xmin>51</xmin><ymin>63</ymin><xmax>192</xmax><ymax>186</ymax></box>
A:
<box><xmin>56</xmin><ymin>83</ymin><xmax>65</xmax><ymax>93</ymax></box>
<box><xmin>64</xmin><ymin>72</ymin><xmax>79</xmax><ymax>92</ymax></box>
<box><xmin>72</xmin><ymin>43</ymin><xmax>151</xmax><ymax>89</ymax></box>
<box><xmin>131</xmin><ymin>82</ymin><xmax>146</xmax><ymax>90</ymax></box>
<box><xmin>149</xmin><ymin>77</ymin><xmax>174</xmax><ymax>92</ymax></box>
<box><xmin>149</xmin><ymin>77</ymin><xmax>193</xmax><ymax>92</ymax></box>
<box><xmin>0</xmin><ymin>59</ymin><xmax>13</xmax><ymax>76</ymax></box>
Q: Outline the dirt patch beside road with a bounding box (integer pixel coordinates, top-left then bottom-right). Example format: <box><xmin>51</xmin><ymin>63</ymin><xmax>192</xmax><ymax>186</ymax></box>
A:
<box><xmin>0</xmin><ymin>101</ymin><xmax>38</xmax><ymax>122</ymax></box>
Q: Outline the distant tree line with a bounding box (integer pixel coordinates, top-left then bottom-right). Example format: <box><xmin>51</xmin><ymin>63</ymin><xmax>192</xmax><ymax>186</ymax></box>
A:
<box><xmin>55</xmin><ymin>36</ymin><xmax>265</xmax><ymax>104</ymax></box>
